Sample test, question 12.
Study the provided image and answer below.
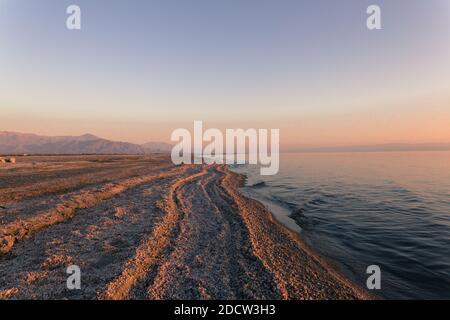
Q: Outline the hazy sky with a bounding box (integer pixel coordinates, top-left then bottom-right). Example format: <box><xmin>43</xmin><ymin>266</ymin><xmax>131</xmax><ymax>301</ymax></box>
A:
<box><xmin>1</xmin><ymin>0</ymin><xmax>449</xmax><ymax>147</ymax></box>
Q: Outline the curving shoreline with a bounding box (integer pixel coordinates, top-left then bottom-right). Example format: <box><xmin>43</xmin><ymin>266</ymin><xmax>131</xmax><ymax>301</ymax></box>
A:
<box><xmin>0</xmin><ymin>156</ymin><xmax>370</xmax><ymax>299</ymax></box>
<box><xmin>219</xmin><ymin>165</ymin><xmax>371</xmax><ymax>300</ymax></box>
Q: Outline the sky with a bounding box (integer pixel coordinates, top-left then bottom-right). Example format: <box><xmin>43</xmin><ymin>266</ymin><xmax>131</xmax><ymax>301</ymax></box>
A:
<box><xmin>1</xmin><ymin>0</ymin><xmax>450</xmax><ymax>148</ymax></box>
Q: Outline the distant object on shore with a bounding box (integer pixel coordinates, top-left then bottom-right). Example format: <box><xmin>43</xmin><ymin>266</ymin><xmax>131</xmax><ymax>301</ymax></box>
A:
<box><xmin>0</xmin><ymin>156</ymin><xmax>16</xmax><ymax>164</ymax></box>
<box><xmin>0</xmin><ymin>131</ymin><xmax>172</xmax><ymax>155</ymax></box>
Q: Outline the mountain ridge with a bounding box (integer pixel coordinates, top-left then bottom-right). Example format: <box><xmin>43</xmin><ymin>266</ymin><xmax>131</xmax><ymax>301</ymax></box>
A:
<box><xmin>0</xmin><ymin>131</ymin><xmax>172</xmax><ymax>155</ymax></box>
<box><xmin>2</xmin><ymin>131</ymin><xmax>449</xmax><ymax>155</ymax></box>
<box><xmin>287</xmin><ymin>143</ymin><xmax>450</xmax><ymax>153</ymax></box>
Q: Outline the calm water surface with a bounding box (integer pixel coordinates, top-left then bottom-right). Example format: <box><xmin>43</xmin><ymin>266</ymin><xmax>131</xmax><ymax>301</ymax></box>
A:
<box><xmin>231</xmin><ymin>151</ymin><xmax>450</xmax><ymax>299</ymax></box>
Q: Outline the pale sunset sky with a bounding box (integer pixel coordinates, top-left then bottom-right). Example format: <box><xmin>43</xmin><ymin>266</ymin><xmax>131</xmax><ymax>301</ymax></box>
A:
<box><xmin>1</xmin><ymin>0</ymin><xmax>450</xmax><ymax>148</ymax></box>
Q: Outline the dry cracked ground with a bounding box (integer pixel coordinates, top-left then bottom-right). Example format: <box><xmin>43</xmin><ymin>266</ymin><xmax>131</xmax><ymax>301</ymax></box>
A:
<box><xmin>0</xmin><ymin>155</ymin><xmax>369</xmax><ymax>300</ymax></box>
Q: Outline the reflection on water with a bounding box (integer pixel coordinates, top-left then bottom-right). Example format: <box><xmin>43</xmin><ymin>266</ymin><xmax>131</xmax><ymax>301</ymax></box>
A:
<box><xmin>231</xmin><ymin>151</ymin><xmax>450</xmax><ymax>299</ymax></box>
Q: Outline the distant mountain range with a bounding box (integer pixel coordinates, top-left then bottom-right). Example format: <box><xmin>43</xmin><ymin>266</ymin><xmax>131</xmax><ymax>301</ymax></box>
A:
<box><xmin>1</xmin><ymin>131</ymin><xmax>449</xmax><ymax>155</ymax></box>
<box><xmin>289</xmin><ymin>143</ymin><xmax>450</xmax><ymax>153</ymax></box>
<box><xmin>0</xmin><ymin>131</ymin><xmax>172</xmax><ymax>155</ymax></box>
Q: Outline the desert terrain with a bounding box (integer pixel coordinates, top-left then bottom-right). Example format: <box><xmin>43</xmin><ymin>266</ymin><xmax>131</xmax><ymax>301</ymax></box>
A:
<box><xmin>0</xmin><ymin>155</ymin><xmax>368</xmax><ymax>299</ymax></box>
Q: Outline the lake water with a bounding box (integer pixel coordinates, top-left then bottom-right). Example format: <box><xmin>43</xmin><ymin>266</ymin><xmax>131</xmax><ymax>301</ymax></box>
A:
<box><xmin>231</xmin><ymin>151</ymin><xmax>450</xmax><ymax>299</ymax></box>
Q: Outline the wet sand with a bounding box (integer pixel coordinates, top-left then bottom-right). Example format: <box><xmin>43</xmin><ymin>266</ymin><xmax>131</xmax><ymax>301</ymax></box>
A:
<box><xmin>0</xmin><ymin>155</ymin><xmax>369</xmax><ymax>300</ymax></box>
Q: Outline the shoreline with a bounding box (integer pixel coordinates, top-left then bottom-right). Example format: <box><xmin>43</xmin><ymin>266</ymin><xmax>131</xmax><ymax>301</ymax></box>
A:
<box><xmin>1</xmin><ymin>156</ymin><xmax>370</xmax><ymax>299</ymax></box>
<box><xmin>220</xmin><ymin>165</ymin><xmax>371</xmax><ymax>300</ymax></box>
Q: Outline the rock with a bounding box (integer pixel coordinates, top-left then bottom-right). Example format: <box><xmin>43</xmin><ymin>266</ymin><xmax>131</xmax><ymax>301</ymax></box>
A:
<box><xmin>0</xmin><ymin>157</ymin><xmax>16</xmax><ymax>164</ymax></box>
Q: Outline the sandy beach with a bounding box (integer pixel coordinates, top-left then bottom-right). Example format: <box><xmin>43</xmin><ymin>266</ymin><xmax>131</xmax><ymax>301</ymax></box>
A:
<box><xmin>0</xmin><ymin>155</ymin><xmax>369</xmax><ymax>300</ymax></box>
